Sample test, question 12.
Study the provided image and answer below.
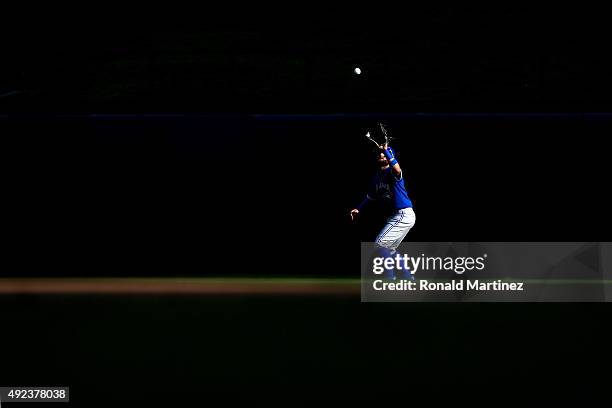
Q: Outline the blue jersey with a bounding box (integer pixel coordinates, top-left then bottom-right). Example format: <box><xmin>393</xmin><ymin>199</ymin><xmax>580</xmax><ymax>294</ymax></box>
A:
<box><xmin>367</xmin><ymin>167</ymin><xmax>413</xmax><ymax>211</ymax></box>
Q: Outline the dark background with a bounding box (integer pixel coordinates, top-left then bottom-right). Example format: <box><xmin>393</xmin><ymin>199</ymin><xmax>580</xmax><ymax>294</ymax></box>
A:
<box><xmin>2</xmin><ymin>5</ymin><xmax>612</xmax><ymax>405</ymax></box>
<box><xmin>2</xmin><ymin>113</ymin><xmax>611</xmax><ymax>277</ymax></box>
<box><xmin>2</xmin><ymin>6</ymin><xmax>612</xmax><ymax>113</ymax></box>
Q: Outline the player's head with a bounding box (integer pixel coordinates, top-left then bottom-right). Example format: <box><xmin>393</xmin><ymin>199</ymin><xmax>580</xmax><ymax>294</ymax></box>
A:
<box><xmin>377</xmin><ymin>149</ymin><xmax>388</xmax><ymax>166</ymax></box>
<box><xmin>376</xmin><ymin>146</ymin><xmax>394</xmax><ymax>167</ymax></box>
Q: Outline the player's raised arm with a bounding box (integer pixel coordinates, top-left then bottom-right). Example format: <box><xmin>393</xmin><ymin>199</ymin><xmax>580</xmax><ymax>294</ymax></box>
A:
<box><xmin>381</xmin><ymin>145</ymin><xmax>401</xmax><ymax>176</ymax></box>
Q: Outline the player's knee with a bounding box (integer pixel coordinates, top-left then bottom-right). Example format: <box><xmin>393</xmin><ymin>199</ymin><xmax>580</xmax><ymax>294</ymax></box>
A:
<box><xmin>375</xmin><ymin>236</ymin><xmax>394</xmax><ymax>249</ymax></box>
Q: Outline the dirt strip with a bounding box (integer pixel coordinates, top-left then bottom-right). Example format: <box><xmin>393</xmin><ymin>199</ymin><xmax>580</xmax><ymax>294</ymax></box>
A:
<box><xmin>0</xmin><ymin>279</ymin><xmax>361</xmax><ymax>296</ymax></box>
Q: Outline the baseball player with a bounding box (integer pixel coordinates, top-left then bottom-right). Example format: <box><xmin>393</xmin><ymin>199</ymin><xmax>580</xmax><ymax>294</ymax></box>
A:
<box><xmin>350</xmin><ymin>140</ymin><xmax>415</xmax><ymax>280</ymax></box>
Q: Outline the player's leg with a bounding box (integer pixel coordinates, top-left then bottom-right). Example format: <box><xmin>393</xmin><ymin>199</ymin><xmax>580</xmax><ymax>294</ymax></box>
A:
<box><xmin>392</xmin><ymin>208</ymin><xmax>416</xmax><ymax>279</ymax></box>
<box><xmin>373</xmin><ymin>246</ymin><xmax>396</xmax><ymax>279</ymax></box>
<box><xmin>375</xmin><ymin>208</ymin><xmax>415</xmax><ymax>249</ymax></box>
<box><xmin>376</xmin><ymin>208</ymin><xmax>416</xmax><ymax>280</ymax></box>
<box><xmin>374</xmin><ymin>210</ymin><xmax>406</xmax><ymax>279</ymax></box>
<box><xmin>389</xmin><ymin>208</ymin><xmax>416</xmax><ymax>249</ymax></box>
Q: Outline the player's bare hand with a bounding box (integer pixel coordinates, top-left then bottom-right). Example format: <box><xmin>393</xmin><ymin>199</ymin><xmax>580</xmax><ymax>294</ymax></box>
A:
<box><xmin>350</xmin><ymin>208</ymin><xmax>360</xmax><ymax>221</ymax></box>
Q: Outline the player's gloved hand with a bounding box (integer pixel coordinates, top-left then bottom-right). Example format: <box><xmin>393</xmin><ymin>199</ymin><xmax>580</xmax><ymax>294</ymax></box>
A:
<box><xmin>350</xmin><ymin>209</ymin><xmax>359</xmax><ymax>221</ymax></box>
